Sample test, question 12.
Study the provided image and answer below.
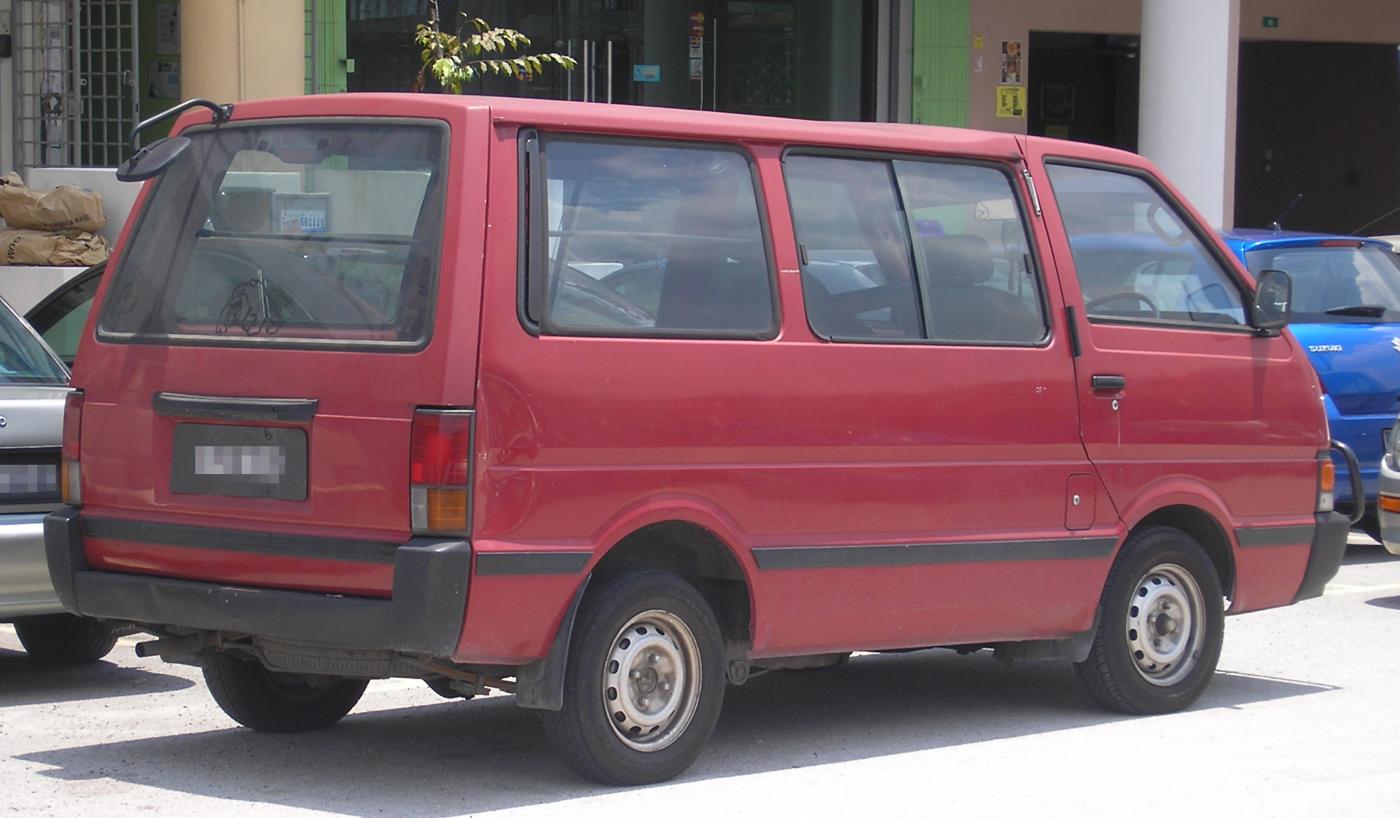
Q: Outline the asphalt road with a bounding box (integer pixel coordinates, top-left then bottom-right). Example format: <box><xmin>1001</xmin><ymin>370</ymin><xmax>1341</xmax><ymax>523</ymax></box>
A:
<box><xmin>3</xmin><ymin>537</ymin><xmax>1398</xmax><ymax>818</ymax></box>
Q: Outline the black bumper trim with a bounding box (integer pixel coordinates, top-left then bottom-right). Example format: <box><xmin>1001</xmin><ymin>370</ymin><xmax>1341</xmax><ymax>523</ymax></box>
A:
<box><xmin>1294</xmin><ymin>511</ymin><xmax>1349</xmax><ymax>603</ymax></box>
<box><xmin>45</xmin><ymin>508</ymin><xmax>471</xmax><ymax>657</ymax></box>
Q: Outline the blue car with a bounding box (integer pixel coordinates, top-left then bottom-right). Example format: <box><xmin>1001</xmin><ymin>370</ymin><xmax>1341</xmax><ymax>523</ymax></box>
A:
<box><xmin>1221</xmin><ymin>229</ymin><xmax>1400</xmax><ymax>534</ymax></box>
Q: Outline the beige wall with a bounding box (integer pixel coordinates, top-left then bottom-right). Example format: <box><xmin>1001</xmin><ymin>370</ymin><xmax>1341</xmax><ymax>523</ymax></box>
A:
<box><xmin>967</xmin><ymin>0</ymin><xmax>1400</xmax><ymax>133</ymax></box>
<box><xmin>1240</xmin><ymin>0</ymin><xmax>1400</xmax><ymax>42</ymax></box>
<box><xmin>968</xmin><ymin>0</ymin><xmax>1141</xmax><ymax>132</ymax></box>
<box><xmin>182</xmin><ymin>0</ymin><xmax>305</xmax><ymax>102</ymax></box>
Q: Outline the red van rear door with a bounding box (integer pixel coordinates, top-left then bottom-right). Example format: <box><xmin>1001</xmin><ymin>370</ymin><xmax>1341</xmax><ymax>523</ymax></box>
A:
<box><xmin>74</xmin><ymin>106</ymin><xmax>486</xmax><ymax>598</ymax></box>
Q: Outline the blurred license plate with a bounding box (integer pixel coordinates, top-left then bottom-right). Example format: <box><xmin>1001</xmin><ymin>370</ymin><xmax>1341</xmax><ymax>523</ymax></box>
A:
<box><xmin>171</xmin><ymin>424</ymin><xmax>307</xmax><ymax>500</ymax></box>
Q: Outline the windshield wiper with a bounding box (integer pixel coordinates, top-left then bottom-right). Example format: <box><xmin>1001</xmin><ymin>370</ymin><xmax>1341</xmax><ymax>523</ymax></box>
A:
<box><xmin>1323</xmin><ymin>304</ymin><xmax>1388</xmax><ymax>317</ymax></box>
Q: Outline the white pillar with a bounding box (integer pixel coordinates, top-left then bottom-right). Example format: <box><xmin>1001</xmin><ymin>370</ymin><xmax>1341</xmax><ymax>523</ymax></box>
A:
<box><xmin>1138</xmin><ymin>0</ymin><xmax>1240</xmax><ymax>229</ymax></box>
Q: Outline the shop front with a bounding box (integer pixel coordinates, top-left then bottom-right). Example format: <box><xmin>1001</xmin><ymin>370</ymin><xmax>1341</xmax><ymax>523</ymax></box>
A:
<box><xmin>347</xmin><ymin>0</ymin><xmax>883</xmax><ymax>122</ymax></box>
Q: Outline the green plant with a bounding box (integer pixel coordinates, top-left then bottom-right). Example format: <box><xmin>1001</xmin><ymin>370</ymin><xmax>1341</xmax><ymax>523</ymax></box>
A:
<box><xmin>415</xmin><ymin>1</ymin><xmax>576</xmax><ymax>93</ymax></box>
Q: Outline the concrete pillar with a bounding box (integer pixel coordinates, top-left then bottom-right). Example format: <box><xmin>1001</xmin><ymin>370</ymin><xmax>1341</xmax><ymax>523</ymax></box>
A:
<box><xmin>1138</xmin><ymin>0</ymin><xmax>1239</xmax><ymax>228</ymax></box>
<box><xmin>182</xmin><ymin>0</ymin><xmax>305</xmax><ymax>103</ymax></box>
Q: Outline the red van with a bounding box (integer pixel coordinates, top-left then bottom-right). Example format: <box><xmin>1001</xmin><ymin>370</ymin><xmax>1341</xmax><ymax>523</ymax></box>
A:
<box><xmin>46</xmin><ymin>95</ymin><xmax>1350</xmax><ymax>785</ymax></box>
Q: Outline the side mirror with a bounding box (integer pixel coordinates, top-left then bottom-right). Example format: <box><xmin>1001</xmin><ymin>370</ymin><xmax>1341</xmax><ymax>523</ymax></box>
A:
<box><xmin>116</xmin><ymin>136</ymin><xmax>191</xmax><ymax>182</ymax></box>
<box><xmin>1251</xmin><ymin>268</ymin><xmax>1292</xmax><ymax>333</ymax></box>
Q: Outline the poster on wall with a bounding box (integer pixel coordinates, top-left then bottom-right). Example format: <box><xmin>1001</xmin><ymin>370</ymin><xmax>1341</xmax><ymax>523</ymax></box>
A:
<box><xmin>1000</xmin><ymin>40</ymin><xmax>1022</xmax><ymax>85</ymax></box>
<box><xmin>149</xmin><ymin>61</ymin><xmax>181</xmax><ymax>100</ymax></box>
<box><xmin>156</xmin><ymin>2</ymin><xmax>180</xmax><ymax>55</ymax></box>
<box><xmin>996</xmin><ymin>85</ymin><xmax>1026</xmax><ymax>118</ymax></box>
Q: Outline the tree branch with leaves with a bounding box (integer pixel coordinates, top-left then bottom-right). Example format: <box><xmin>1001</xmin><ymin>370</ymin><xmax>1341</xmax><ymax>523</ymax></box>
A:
<box><xmin>415</xmin><ymin>1</ymin><xmax>576</xmax><ymax>93</ymax></box>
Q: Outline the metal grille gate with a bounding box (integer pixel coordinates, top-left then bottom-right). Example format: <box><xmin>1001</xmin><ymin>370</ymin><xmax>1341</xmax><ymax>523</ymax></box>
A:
<box><xmin>12</xmin><ymin>0</ymin><xmax>138</xmax><ymax>171</ymax></box>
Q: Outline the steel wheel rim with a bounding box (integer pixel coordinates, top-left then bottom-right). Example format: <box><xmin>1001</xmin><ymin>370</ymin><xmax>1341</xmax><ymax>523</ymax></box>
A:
<box><xmin>601</xmin><ymin>609</ymin><xmax>702</xmax><ymax>752</ymax></box>
<box><xmin>1124</xmin><ymin>562</ymin><xmax>1206</xmax><ymax>687</ymax></box>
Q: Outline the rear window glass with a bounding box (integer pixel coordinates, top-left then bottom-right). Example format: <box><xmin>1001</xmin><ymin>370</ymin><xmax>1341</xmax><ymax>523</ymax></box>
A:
<box><xmin>1244</xmin><ymin>245</ymin><xmax>1400</xmax><ymax>323</ymax></box>
<box><xmin>524</xmin><ymin>136</ymin><xmax>774</xmax><ymax>338</ymax></box>
<box><xmin>99</xmin><ymin>122</ymin><xmax>446</xmax><ymax>348</ymax></box>
<box><xmin>0</xmin><ymin>302</ymin><xmax>67</xmax><ymax>385</ymax></box>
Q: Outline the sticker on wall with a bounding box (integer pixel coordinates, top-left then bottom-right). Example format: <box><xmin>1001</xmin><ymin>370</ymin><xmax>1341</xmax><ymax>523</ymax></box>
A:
<box><xmin>1000</xmin><ymin>40</ymin><xmax>1023</xmax><ymax>85</ymax></box>
<box><xmin>996</xmin><ymin>85</ymin><xmax>1026</xmax><ymax>118</ymax></box>
<box><xmin>634</xmin><ymin>64</ymin><xmax>661</xmax><ymax>83</ymax></box>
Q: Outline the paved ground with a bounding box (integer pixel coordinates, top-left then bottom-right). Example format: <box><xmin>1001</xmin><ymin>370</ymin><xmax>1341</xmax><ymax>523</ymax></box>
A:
<box><xmin>3</xmin><ymin>536</ymin><xmax>1398</xmax><ymax>818</ymax></box>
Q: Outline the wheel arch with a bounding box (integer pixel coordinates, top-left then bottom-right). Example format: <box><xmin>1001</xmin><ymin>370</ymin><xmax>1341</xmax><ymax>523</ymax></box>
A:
<box><xmin>516</xmin><ymin>501</ymin><xmax>758</xmax><ymax>711</ymax></box>
<box><xmin>1125</xmin><ymin>503</ymin><xmax>1236</xmax><ymax>598</ymax></box>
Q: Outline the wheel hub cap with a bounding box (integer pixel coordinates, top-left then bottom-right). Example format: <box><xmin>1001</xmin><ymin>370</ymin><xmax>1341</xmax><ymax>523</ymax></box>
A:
<box><xmin>1125</xmin><ymin>563</ymin><xmax>1206</xmax><ymax>687</ymax></box>
<box><xmin>602</xmin><ymin>609</ymin><xmax>702</xmax><ymax>752</ymax></box>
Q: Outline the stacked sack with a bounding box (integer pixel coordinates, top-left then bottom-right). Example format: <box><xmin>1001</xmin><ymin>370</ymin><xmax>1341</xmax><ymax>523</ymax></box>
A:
<box><xmin>0</xmin><ymin>174</ymin><xmax>110</xmax><ymax>266</ymax></box>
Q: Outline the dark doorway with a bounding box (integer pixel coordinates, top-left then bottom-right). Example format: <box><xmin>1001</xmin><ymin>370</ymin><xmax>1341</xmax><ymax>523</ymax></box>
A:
<box><xmin>1235</xmin><ymin>42</ymin><xmax>1400</xmax><ymax>235</ymax></box>
<box><xmin>1027</xmin><ymin>32</ymin><xmax>1140</xmax><ymax>151</ymax></box>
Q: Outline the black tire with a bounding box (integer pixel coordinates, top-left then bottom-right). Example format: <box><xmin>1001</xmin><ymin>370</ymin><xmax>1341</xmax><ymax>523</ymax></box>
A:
<box><xmin>203</xmin><ymin>652</ymin><xmax>368</xmax><ymax>733</ymax></box>
<box><xmin>1075</xmin><ymin>527</ymin><xmax>1225</xmax><ymax>715</ymax></box>
<box><xmin>13</xmin><ymin>614</ymin><xmax>119</xmax><ymax>664</ymax></box>
<box><xmin>541</xmin><ymin>571</ymin><xmax>726</xmax><ymax>786</ymax></box>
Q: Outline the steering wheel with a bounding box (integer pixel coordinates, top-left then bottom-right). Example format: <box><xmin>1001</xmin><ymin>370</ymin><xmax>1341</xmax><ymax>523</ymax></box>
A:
<box><xmin>1085</xmin><ymin>291</ymin><xmax>1160</xmax><ymax>318</ymax></box>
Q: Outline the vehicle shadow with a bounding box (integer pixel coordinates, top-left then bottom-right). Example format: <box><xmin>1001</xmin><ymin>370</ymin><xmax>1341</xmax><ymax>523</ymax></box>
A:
<box><xmin>16</xmin><ymin>650</ymin><xmax>1335</xmax><ymax>817</ymax></box>
<box><xmin>1365</xmin><ymin>595</ymin><xmax>1400</xmax><ymax>610</ymax></box>
<box><xmin>1342</xmin><ymin>545</ymin><xmax>1398</xmax><ymax>565</ymax></box>
<box><xmin>0</xmin><ymin>646</ymin><xmax>197</xmax><ymax>706</ymax></box>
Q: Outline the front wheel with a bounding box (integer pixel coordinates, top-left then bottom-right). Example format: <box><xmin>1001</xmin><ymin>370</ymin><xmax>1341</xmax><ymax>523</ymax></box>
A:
<box><xmin>203</xmin><ymin>652</ymin><xmax>368</xmax><ymax>733</ymax></box>
<box><xmin>13</xmin><ymin>614</ymin><xmax>119</xmax><ymax>664</ymax></box>
<box><xmin>1075</xmin><ymin>527</ymin><xmax>1224</xmax><ymax>714</ymax></box>
<box><xmin>541</xmin><ymin>571</ymin><xmax>726</xmax><ymax>786</ymax></box>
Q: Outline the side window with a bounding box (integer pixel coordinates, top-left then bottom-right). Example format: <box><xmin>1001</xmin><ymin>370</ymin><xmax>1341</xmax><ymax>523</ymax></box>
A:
<box><xmin>1046</xmin><ymin>163</ymin><xmax>1247</xmax><ymax>327</ymax></box>
<box><xmin>526</xmin><ymin>137</ymin><xmax>774</xmax><ymax>337</ymax></box>
<box><xmin>784</xmin><ymin>154</ymin><xmax>1046</xmax><ymax>344</ymax></box>
<box><xmin>894</xmin><ymin>160</ymin><xmax>1047</xmax><ymax>343</ymax></box>
<box><xmin>783</xmin><ymin>156</ymin><xmax>921</xmax><ymax>340</ymax></box>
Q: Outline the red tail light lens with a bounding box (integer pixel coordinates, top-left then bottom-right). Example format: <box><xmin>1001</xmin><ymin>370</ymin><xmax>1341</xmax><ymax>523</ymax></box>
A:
<box><xmin>410</xmin><ymin>409</ymin><xmax>473</xmax><ymax>535</ymax></box>
<box><xmin>61</xmin><ymin>391</ymin><xmax>83</xmax><ymax>505</ymax></box>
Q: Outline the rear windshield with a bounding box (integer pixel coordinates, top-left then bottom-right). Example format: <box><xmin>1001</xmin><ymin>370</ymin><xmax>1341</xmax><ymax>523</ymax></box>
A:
<box><xmin>0</xmin><ymin>301</ymin><xmax>68</xmax><ymax>385</ymax></box>
<box><xmin>1245</xmin><ymin>244</ymin><xmax>1400</xmax><ymax>323</ymax></box>
<box><xmin>99</xmin><ymin>121</ymin><xmax>446</xmax><ymax>348</ymax></box>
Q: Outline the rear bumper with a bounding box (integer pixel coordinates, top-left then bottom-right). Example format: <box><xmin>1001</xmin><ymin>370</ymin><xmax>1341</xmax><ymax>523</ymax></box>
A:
<box><xmin>1293</xmin><ymin>511</ymin><xmax>1350</xmax><ymax>602</ymax></box>
<box><xmin>0</xmin><ymin>512</ymin><xmax>65</xmax><ymax>619</ymax></box>
<box><xmin>44</xmin><ymin>507</ymin><xmax>471</xmax><ymax>657</ymax></box>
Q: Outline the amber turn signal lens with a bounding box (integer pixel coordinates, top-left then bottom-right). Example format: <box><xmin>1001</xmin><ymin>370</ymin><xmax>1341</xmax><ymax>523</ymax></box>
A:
<box><xmin>60</xmin><ymin>459</ymin><xmax>80</xmax><ymax>506</ymax></box>
<box><xmin>1319</xmin><ymin>461</ymin><xmax>1336</xmax><ymax>493</ymax></box>
<box><xmin>425</xmin><ymin>487</ymin><xmax>469</xmax><ymax>534</ymax></box>
<box><xmin>1379</xmin><ymin>495</ymin><xmax>1400</xmax><ymax>514</ymax></box>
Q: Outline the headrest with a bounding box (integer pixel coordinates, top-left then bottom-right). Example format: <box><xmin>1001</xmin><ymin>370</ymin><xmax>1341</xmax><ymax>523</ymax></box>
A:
<box><xmin>920</xmin><ymin>234</ymin><xmax>994</xmax><ymax>287</ymax></box>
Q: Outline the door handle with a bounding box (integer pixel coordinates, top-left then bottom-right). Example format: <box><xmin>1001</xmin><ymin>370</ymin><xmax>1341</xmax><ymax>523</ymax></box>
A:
<box><xmin>1091</xmin><ymin>374</ymin><xmax>1126</xmax><ymax>392</ymax></box>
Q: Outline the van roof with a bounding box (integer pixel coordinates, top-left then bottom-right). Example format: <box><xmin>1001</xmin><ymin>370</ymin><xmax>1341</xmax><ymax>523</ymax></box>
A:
<box><xmin>167</xmin><ymin>93</ymin><xmax>1145</xmax><ymax>167</ymax></box>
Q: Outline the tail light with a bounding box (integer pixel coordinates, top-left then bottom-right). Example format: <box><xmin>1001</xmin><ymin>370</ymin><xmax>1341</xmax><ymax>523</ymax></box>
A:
<box><xmin>1316</xmin><ymin>452</ymin><xmax>1335</xmax><ymax>514</ymax></box>
<box><xmin>61</xmin><ymin>391</ymin><xmax>83</xmax><ymax>506</ymax></box>
<box><xmin>410</xmin><ymin>409</ymin><xmax>473</xmax><ymax>536</ymax></box>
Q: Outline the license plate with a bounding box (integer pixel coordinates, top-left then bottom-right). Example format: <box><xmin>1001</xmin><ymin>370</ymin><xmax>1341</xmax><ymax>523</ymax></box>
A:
<box><xmin>171</xmin><ymin>424</ymin><xmax>308</xmax><ymax>500</ymax></box>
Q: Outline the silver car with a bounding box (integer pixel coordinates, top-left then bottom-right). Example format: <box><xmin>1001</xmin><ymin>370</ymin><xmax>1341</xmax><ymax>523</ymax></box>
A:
<box><xmin>0</xmin><ymin>295</ymin><xmax>117</xmax><ymax>662</ymax></box>
<box><xmin>1379</xmin><ymin>417</ymin><xmax>1400</xmax><ymax>557</ymax></box>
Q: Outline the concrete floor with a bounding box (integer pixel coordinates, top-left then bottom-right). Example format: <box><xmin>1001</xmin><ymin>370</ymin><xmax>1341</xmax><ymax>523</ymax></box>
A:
<box><xmin>3</xmin><ymin>537</ymin><xmax>1398</xmax><ymax>817</ymax></box>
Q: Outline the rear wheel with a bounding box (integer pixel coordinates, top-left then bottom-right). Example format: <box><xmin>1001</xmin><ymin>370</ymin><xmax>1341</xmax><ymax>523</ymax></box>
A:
<box><xmin>542</xmin><ymin>571</ymin><xmax>726</xmax><ymax>785</ymax></box>
<box><xmin>203</xmin><ymin>652</ymin><xmax>367</xmax><ymax>733</ymax></box>
<box><xmin>1075</xmin><ymin>527</ymin><xmax>1224</xmax><ymax>714</ymax></box>
<box><xmin>13</xmin><ymin>614</ymin><xmax>119</xmax><ymax>664</ymax></box>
